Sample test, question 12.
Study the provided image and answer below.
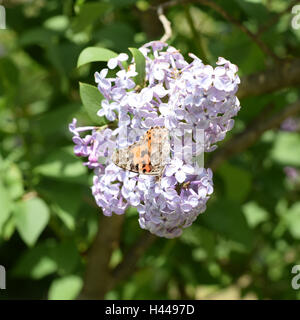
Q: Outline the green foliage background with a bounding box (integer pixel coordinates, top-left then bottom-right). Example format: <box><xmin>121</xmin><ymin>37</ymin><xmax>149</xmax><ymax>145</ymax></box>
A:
<box><xmin>0</xmin><ymin>0</ymin><xmax>300</xmax><ymax>300</ymax></box>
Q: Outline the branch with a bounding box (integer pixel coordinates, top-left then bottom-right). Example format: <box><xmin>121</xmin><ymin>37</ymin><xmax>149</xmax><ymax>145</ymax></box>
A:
<box><xmin>238</xmin><ymin>59</ymin><xmax>300</xmax><ymax>99</ymax></box>
<box><xmin>155</xmin><ymin>0</ymin><xmax>279</xmax><ymax>60</ymax></box>
<box><xmin>78</xmin><ymin>214</ymin><xmax>157</xmax><ymax>299</ymax></box>
<box><xmin>77</xmin><ymin>214</ymin><xmax>125</xmax><ymax>300</ymax></box>
<box><xmin>208</xmin><ymin>100</ymin><xmax>300</xmax><ymax>171</ymax></box>
<box><xmin>112</xmin><ymin>231</ymin><xmax>157</xmax><ymax>285</ymax></box>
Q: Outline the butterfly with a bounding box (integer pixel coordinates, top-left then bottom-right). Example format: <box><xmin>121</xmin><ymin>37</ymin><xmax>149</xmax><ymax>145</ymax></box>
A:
<box><xmin>112</xmin><ymin>126</ymin><xmax>170</xmax><ymax>176</ymax></box>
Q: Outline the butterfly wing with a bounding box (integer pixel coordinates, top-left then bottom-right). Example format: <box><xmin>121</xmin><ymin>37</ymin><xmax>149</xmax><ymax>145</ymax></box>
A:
<box><xmin>112</xmin><ymin>127</ymin><xmax>170</xmax><ymax>176</ymax></box>
<box><xmin>112</xmin><ymin>135</ymin><xmax>148</xmax><ymax>173</ymax></box>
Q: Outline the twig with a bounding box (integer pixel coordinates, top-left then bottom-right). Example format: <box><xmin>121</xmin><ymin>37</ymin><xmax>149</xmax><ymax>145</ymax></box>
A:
<box><xmin>208</xmin><ymin>100</ymin><xmax>300</xmax><ymax>171</ymax></box>
<box><xmin>157</xmin><ymin>5</ymin><xmax>172</xmax><ymax>42</ymax></box>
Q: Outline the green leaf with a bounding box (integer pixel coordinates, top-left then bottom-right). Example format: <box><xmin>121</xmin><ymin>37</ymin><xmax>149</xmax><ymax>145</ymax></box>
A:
<box><xmin>0</xmin><ymin>179</ymin><xmax>12</xmax><ymax>235</ymax></box>
<box><xmin>79</xmin><ymin>82</ymin><xmax>108</xmax><ymax>125</ymax></box>
<box><xmin>51</xmin><ymin>241</ymin><xmax>81</xmax><ymax>276</ymax></box>
<box><xmin>218</xmin><ymin>163</ymin><xmax>252</xmax><ymax>203</ymax></box>
<box><xmin>33</xmin><ymin>103</ymin><xmax>81</xmax><ymax>137</ymax></box>
<box><xmin>19</xmin><ymin>27</ymin><xmax>58</xmax><ymax>47</ymax></box>
<box><xmin>92</xmin><ymin>22</ymin><xmax>135</xmax><ymax>52</ymax></box>
<box><xmin>181</xmin><ymin>225</ymin><xmax>215</xmax><ymax>260</ymax></box>
<box><xmin>109</xmin><ymin>248</ymin><xmax>123</xmax><ymax>269</ymax></box>
<box><xmin>46</xmin><ymin>42</ymin><xmax>82</xmax><ymax>76</ymax></box>
<box><xmin>1</xmin><ymin>215</ymin><xmax>15</xmax><ymax>240</ymax></box>
<box><xmin>0</xmin><ymin>58</ymin><xmax>20</xmax><ymax>90</ymax></box>
<box><xmin>4</xmin><ymin>163</ymin><xmax>24</xmax><ymax>200</ymax></box>
<box><xmin>234</xmin><ymin>0</ymin><xmax>270</xmax><ymax>22</ymax></box>
<box><xmin>285</xmin><ymin>202</ymin><xmax>300</xmax><ymax>239</ymax></box>
<box><xmin>14</xmin><ymin>197</ymin><xmax>50</xmax><ymax>247</ymax></box>
<box><xmin>34</xmin><ymin>147</ymin><xmax>88</xmax><ymax>183</ymax></box>
<box><xmin>14</xmin><ymin>240</ymin><xmax>81</xmax><ymax>279</ymax></box>
<box><xmin>271</xmin><ymin>132</ymin><xmax>300</xmax><ymax>166</ymax></box>
<box><xmin>201</xmin><ymin>199</ymin><xmax>253</xmax><ymax>247</ymax></box>
<box><xmin>71</xmin><ymin>2</ymin><xmax>109</xmax><ymax>33</ymax></box>
<box><xmin>77</xmin><ymin>47</ymin><xmax>117</xmax><ymax>68</ymax></box>
<box><xmin>129</xmin><ymin>47</ymin><xmax>146</xmax><ymax>85</ymax></box>
<box><xmin>44</xmin><ymin>15</ymin><xmax>69</xmax><ymax>32</ymax></box>
<box><xmin>38</xmin><ymin>181</ymin><xmax>82</xmax><ymax>231</ymax></box>
<box><xmin>48</xmin><ymin>275</ymin><xmax>83</xmax><ymax>300</ymax></box>
<box><xmin>243</xmin><ymin>201</ymin><xmax>269</xmax><ymax>228</ymax></box>
<box><xmin>13</xmin><ymin>241</ymin><xmax>58</xmax><ymax>279</ymax></box>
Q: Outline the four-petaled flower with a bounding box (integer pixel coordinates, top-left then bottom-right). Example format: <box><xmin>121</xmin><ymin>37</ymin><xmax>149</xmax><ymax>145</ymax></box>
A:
<box><xmin>107</xmin><ymin>53</ymin><xmax>129</xmax><ymax>69</ymax></box>
<box><xmin>165</xmin><ymin>158</ymin><xmax>195</xmax><ymax>183</ymax></box>
<box><xmin>97</xmin><ymin>100</ymin><xmax>118</xmax><ymax>121</ymax></box>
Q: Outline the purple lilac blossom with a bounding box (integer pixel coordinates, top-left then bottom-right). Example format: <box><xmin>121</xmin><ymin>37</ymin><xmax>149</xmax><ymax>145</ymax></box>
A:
<box><xmin>69</xmin><ymin>41</ymin><xmax>241</xmax><ymax>238</ymax></box>
<box><xmin>284</xmin><ymin>166</ymin><xmax>300</xmax><ymax>183</ymax></box>
<box><xmin>281</xmin><ymin>117</ymin><xmax>300</xmax><ymax>132</ymax></box>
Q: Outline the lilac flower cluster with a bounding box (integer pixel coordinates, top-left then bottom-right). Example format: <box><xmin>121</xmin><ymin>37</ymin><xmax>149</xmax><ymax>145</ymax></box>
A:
<box><xmin>70</xmin><ymin>41</ymin><xmax>241</xmax><ymax>238</ymax></box>
<box><xmin>138</xmin><ymin>165</ymin><xmax>213</xmax><ymax>238</ymax></box>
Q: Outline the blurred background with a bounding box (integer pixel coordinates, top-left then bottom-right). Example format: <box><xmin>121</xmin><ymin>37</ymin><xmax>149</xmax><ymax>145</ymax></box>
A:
<box><xmin>0</xmin><ymin>0</ymin><xmax>300</xmax><ymax>300</ymax></box>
